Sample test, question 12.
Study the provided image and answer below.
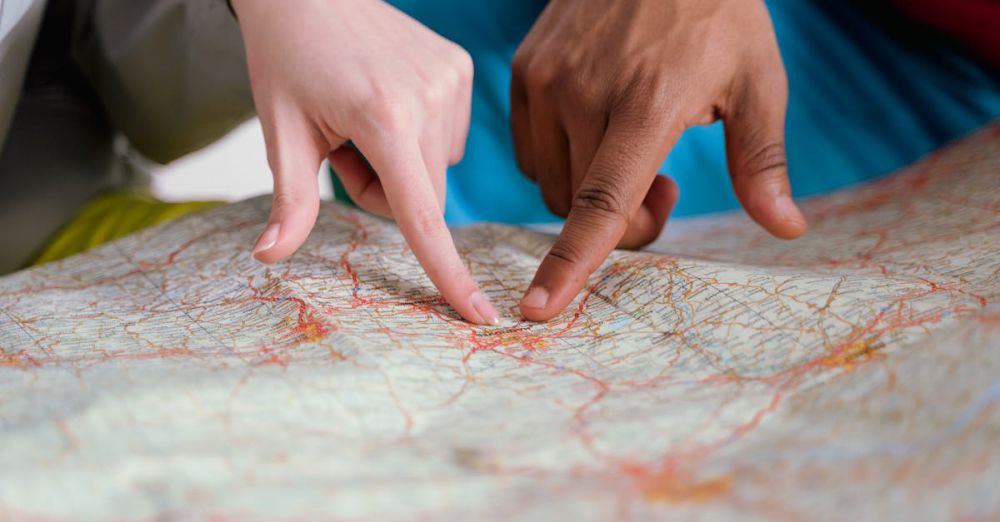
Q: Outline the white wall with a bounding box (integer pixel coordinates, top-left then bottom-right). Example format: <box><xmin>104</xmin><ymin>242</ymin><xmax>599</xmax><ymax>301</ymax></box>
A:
<box><xmin>150</xmin><ymin>118</ymin><xmax>333</xmax><ymax>202</ymax></box>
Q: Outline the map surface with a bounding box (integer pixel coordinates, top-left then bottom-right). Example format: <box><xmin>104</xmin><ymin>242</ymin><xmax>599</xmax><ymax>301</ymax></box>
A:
<box><xmin>1</xmin><ymin>125</ymin><xmax>998</xmax><ymax>520</ymax></box>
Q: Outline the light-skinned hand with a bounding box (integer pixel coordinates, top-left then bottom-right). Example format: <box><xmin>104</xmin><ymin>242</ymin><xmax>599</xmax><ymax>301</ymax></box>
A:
<box><xmin>232</xmin><ymin>0</ymin><xmax>499</xmax><ymax>325</ymax></box>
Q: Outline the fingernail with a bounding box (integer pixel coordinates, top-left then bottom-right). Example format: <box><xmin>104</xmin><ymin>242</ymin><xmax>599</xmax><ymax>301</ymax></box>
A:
<box><xmin>470</xmin><ymin>292</ymin><xmax>501</xmax><ymax>326</ymax></box>
<box><xmin>520</xmin><ymin>286</ymin><xmax>549</xmax><ymax>310</ymax></box>
<box><xmin>252</xmin><ymin>222</ymin><xmax>280</xmax><ymax>259</ymax></box>
<box><xmin>775</xmin><ymin>196</ymin><xmax>805</xmax><ymax>225</ymax></box>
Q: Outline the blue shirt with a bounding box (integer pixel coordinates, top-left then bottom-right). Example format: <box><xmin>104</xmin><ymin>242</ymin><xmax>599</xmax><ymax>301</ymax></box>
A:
<box><xmin>333</xmin><ymin>0</ymin><xmax>1000</xmax><ymax>224</ymax></box>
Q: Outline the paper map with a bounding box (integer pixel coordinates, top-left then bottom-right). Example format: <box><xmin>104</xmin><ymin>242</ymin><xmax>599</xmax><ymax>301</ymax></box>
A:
<box><xmin>1</xmin><ymin>125</ymin><xmax>998</xmax><ymax>520</ymax></box>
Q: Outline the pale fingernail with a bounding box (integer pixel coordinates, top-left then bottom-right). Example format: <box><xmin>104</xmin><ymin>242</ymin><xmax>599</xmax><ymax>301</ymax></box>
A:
<box><xmin>252</xmin><ymin>222</ymin><xmax>281</xmax><ymax>259</ymax></box>
<box><xmin>470</xmin><ymin>291</ymin><xmax>501</xmax><ymax>326</ymax></box>
<box><xmin>520</xmin><ymin>286</ymin><xmax>549</xmax><ymax>310</ymax></box>
<box><xmin>775</xmin><ymin>196</ymin><xmax>805</xmax><ymax>225</ymax></box>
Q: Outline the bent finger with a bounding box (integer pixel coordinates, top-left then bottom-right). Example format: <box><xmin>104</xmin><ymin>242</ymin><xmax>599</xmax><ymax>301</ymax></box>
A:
<box><xmin>510</xmin><ymin>65</ymin><xmax>535</xmax><ymax>181</ymax></box>
<box><xmin>328</xmin><ymin>145</ymin><xmax>391</xmax><ymax>218</ymax></box>
<box><xmin>531</xmin><ymin>104</ymin><xmax>572</xmax><ymax>217</ymax></box>
<box><xmin>618</xmin><ymin>174</ymin><xmax>678</xmax><ymax>249</ymax></box>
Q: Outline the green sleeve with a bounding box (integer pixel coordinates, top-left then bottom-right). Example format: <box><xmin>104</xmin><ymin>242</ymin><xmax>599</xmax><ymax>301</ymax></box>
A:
<box><xmin>29</xmin><ymin>192</ymin><xmax>222</xmax><ymax>267</ymax></box>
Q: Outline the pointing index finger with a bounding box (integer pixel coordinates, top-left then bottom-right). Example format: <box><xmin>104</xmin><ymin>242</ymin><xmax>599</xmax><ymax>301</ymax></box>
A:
<box><xmin>520</xmin><ymin>114</ymin><xmax>675</xmax><ymax>321</ymax></box>
<box><xmin>359</xmin><ymin>135</ymin><xmax>500</xmax><ymax>326</ymax></box>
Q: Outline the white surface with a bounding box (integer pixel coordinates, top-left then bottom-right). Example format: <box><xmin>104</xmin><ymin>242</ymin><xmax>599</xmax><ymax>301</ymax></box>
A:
<box><xmin>151</xmin><ymin>118</ymin><xmax>333</xmax><ymax>203</ymax></box>
<box><xmin>0</xmin><ymin>0</ymin><xmax>34</xmax><ymax>41</ymax></box>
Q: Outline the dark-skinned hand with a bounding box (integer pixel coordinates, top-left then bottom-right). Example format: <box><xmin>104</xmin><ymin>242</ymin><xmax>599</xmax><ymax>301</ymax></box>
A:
<box><xmin>511</xmin><ymin>0</ymin><xmax>808</xmax><ymax>321</ymax></box>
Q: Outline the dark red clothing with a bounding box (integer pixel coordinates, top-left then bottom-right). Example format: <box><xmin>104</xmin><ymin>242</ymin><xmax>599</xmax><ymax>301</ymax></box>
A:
<box><xmin>893</xmin><ymin>0</ymin><xmax>1000</xmax><ymax>70</ymax></box>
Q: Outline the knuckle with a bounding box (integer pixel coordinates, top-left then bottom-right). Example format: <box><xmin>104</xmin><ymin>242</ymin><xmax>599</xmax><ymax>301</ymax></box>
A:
<box><xmin>411</xmin><ymin>206</ymin><xmax>446</xmax><ymax>237</ymax></box>
<box><xmin>511</xmin><ymin>52</ymin><xmax>530</xmax><ymax>81</ymax></box>
<box><xmin>449</xmin><ymin>47</ymin><xmax>474</xmax><ymax>86</ymax></box>
<box><xmin>420</xmin><ymin>80</ymin><xmax>446</xmax><ymax>111</ymax></box>
<box><xmin>743</xmin><ymin>141</ymin><xmax>788</xmax><ymax>181</ymax></box>
<box><xmin>561</xmin><ymin>74</ymin><xmax>598</xmax><ymax>107</ymax></box>
<box><xmin>620</xmin><ymin>74</ymin><xmax>682</xmax><ymax>125</ymax></box>
<box><xmin>572</xmin><ymin>181</ymin><xmax>629</xmax><ymax>221</ymax></box>
<box><xmin>366</xmin><ymin>94</ymin><xmax>413</xmax><ymax>134</ymax></box>
<box><xmin>524</xmin><ymin>62</ymin><xmax>561</xmax><ymax>95</ymax></box>
<box><xmin>547</xmin><ymin>239</ymin><xmax>587</xmax><ymax>266</ymax></box>
<box><xmin>271</xmin><ymin>190</ymin><xmax>308</xmax><ymax>216</ymax></box>
<box><xmin>623</xmin><ymin>68</ymin><xmax>667</xmax><ymax>103</ymax></box>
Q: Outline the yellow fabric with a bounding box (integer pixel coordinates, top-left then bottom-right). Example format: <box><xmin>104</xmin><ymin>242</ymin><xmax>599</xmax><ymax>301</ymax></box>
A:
<box><xmin>30</xmin><ymin>192</ymin><xmax>223</xmax><ymax>266</ymax></box>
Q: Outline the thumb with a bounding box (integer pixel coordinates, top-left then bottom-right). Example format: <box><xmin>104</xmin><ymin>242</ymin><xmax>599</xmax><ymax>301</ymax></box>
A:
<box><xmin>724</xmin><ymin>72</ymin><xmax>807</xmax><ymax>240</ymax></box>
<box><xmin>252</xmin><ymin>122</ymin><xmax>324</xmax><ymax>263</ymax></box>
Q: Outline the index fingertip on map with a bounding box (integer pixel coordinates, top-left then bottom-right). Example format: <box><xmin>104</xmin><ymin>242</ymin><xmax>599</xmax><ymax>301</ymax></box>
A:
<box><xmin>251</xmin><ymin>222</ymin><xmax>281</xmax><ymax>260</ymax></box>
<box><xmin>774</xmin><ymin>195</ymin><xmax>808</xmax><ymax>238</ymax></box>
<box><xmin>470</xmin><ymin>291</ymin><xmax>501</xmax><ymax>326</ymax></box>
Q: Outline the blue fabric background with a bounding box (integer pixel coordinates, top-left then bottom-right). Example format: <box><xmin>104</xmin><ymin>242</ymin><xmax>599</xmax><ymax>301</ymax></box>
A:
<box><xmin>335</xmin><ymin>0</ymin><xmax>1000</xmax><ymax>224</ymax></box>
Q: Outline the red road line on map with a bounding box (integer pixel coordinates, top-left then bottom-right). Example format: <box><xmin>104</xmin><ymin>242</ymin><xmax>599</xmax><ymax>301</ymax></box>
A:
<box><xmin>246</xmin><ymin>279</ymin><xmax>331</xmax><ymax>344</ymax></box>
<box><xmin>0</xmin><ymin>220</ymin><xmax>258</xmax><ymax>297</ymax></box>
